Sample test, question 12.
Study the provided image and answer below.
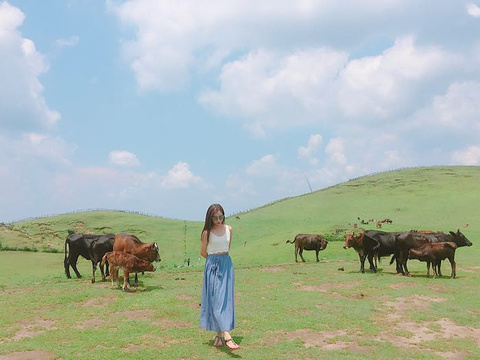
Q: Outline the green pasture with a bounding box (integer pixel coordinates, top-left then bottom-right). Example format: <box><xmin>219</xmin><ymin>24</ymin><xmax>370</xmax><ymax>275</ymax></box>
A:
<box><xmin>0</xmin><ymin>166</ymin><xmax>479</xmax><ymax>359</ymax></box>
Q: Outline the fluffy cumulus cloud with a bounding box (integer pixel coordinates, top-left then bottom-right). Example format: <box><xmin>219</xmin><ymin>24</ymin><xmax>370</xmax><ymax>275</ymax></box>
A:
<box><xmin>109</xmin><ymin>150</ymin><xmax>140</xmax><ymax>167</ymax></box>
<box><xmin>159</xmin><ymin>161</ymin><xmax>204</xmax><ymax>189</ymax></box>
<box><xmin>298</xmin><ymin>134</ymin><xmax>323</xmax><ymax>165</ymax></box>
<box><xmin>467</xmin><ymin>2</ymin><xmax>480</xmax><ymax>17</ymax></box>
<box><xmin>0</xmin><ymin>2</ymin><xmax>60</xmax><ymax>132</ymax></box>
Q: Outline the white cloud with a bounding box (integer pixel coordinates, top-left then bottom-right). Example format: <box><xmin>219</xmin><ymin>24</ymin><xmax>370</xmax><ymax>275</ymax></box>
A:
<box><xmin>160</xmin><ymin>161</ymin><xmax>203</xmax><ymax>189</ymax></box>
<box><xmin>109</xmin><ymin>150</ymin><xmax>140</xmax><ymax>167</ymax></box>
<box><xmin>246</xmin><ymin>154</ymin><xmax>278</xmax><ymax>176</ymax></box>
<box><xmin>199</xmin><ymin>48</ymin><xmax>347</xmax><ymax>136</ymax></box>
<box><xmin>298</xmin><ymin>134</ymin><xmax>323</xmax><ymax>165</ymax></box>
<box><xmin>0</xmin><ymin>2</ymin><xmax>60</xmax><ymax>132</ymax></box>
<box><xmin>54</xmin><ymin>35</ymin><xmax>80</xmax><ymax>48</ymax></box>
<box><xmin>467</xmin><ymin>2</ymin><xmax>480</xmax><ymax>17</ymax></box>
<box><xmin>110</xmin><ymin>0</ymin><xmax>407</xmax><ymax>93</ymax></box>
<box><xmin>337</xmin><ymin>36</ymin><xmax>459</xmax><ymax>120</ymax></box>
<box><xmin>451</xmin><ymin>146</ymin><xmax>480</xmax><ymax>165</ymax></box>
<box><xmin>325</xmin><ymin>138</ymin><xmax>347</xmax><ymax>165</ymax></box>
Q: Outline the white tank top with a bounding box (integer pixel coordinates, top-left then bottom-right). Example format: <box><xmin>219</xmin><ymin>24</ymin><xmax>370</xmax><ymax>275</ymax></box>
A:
<box><xmin>207</xmin><ymin>226</ymin><xmax>230</xmax><ymax>254</ymax></box>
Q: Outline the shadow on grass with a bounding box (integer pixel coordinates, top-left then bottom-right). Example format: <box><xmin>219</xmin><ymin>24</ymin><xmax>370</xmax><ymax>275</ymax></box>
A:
<box><xmin>203</xmin><ymin>336</ymin><xmax>244</xmax><ymax>358</ymax></box>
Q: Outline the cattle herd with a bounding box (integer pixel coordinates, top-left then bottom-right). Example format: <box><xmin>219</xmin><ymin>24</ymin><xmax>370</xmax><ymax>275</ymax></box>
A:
<box><xmin>64</xmin><ymin>227</ymin><xmax>472</xmax><ymax>291</ymax></box>
<box><xmin>64</xmin><ymin>232</ymin><xmax>161</xmax><ymax>291</ymax></box>
<box><xmin>287</xmin><ymin>228</ymin><xmax>472</xmax><ymax>278</ymax></box>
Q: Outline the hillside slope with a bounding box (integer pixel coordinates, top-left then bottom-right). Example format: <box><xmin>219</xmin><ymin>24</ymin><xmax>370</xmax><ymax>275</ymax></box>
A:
<box><xmin>1</xmin><ymin>166</ymin><xmax>478</xmax><ymax>267</ymax></box>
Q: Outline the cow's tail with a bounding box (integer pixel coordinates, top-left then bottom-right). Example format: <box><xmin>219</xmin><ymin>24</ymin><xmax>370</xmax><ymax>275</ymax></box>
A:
<box><xmin>101</xmin><ymin>253</ymin><xmax>109</xmax><ymax>267</ymax></box>
<box><xmin>286</xmin><ymin>239</ymin><xmax>295</xmax><ymax>244</ymax></box>
<box><xmin>389</xmin><ymin>255</ymin><xmax>396</xmax><ymax>265</ymax></box>
<box><xmin>64</xmin><ymin>240</ymin><xmax>68</xmax><ymax>262</ymax></box>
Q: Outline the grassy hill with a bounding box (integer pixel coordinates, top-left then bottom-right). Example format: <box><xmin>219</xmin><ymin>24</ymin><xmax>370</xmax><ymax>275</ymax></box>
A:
<box><xmin>1</xmin><ymin>165</ymin><xmax>479</xmax><ymax>268</ymax></box>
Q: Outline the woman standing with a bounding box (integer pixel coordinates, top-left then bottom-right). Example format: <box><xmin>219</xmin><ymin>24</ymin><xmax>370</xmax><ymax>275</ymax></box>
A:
<box><xmin>200</xmin><ymin>204</ymin><xmax>240</xmax><ymax>350</ymax></box>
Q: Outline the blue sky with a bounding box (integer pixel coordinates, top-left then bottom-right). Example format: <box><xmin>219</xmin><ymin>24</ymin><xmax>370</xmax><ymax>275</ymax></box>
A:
<box><xmin>1</xmin><ymin>0</ymin><xmax>480</xmax><ymax>223</ymax></box>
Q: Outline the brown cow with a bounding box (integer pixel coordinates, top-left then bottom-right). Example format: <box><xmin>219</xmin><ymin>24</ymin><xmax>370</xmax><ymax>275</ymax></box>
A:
<box><xmin>408</xmin><ymin>242</ymin><xmax>457</xmax><ymax>279</ymax></box>
<box><xmin>286</xmin><ymin>234</ymin><xmax>328</xmax><ymax>262</ymax></box>
<box><xmin>101</xmin><ymin>251</ymin><xmax>156</xmax><ymax>290</ymax></box>
<box><xmin>343</xmin><ymin>231</ymin><xmax>367</xmax><ymax>272</ymax></box>
<box><xmin>113</xmin><ymin>233</ymin><xmax>161</xmax><ymax>286</ymax></box>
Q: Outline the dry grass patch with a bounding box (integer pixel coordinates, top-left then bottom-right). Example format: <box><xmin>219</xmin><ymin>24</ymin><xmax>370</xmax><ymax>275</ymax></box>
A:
<box><xmin>0</xmin><ymin>350</ymin><xmax>58</xmax><ymax>360</ymax></box>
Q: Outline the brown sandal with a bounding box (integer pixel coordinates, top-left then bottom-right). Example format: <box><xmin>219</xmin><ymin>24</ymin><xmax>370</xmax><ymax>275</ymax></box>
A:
<box><xmin>224</xmin><ymin>337</ymin><xmax>240</xmax><ymax>350</ymax></box>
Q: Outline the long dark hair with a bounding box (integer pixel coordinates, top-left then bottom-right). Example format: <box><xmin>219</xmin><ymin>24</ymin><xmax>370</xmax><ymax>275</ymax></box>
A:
<box><xmin>202</xmin><ymin>204</ymin><xmax>225</xmax><ymax>243</ymax></box>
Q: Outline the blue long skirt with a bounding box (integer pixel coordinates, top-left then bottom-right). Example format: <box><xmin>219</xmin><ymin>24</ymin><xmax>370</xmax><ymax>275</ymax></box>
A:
<box><xmin>200</xmin><ymin>254</ymin><xmax>235</xmax><ymax>332</ymax></box>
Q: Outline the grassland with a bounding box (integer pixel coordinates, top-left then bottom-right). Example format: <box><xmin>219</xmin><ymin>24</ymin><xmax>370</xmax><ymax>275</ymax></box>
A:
<box><xmin>0</xmin><ymin>166</ymin><xmax>479</xmax><ymax>359</ymax></box>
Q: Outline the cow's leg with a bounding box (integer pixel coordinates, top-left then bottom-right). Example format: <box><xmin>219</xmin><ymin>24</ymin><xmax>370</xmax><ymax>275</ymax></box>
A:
<box><xmin>403</xmin><ymin>259</ymin><xmax>411</xmax><ymax>277</ymax></box>
<box><xmin>359</xmin><ymin>254</ymin><xmax>365</xmax><ymax>273</ymax></box>
<box><xmin>110</xmin><ymin>266</ymin><xmax>118</xmax><ymax>288</ymax></box>
<box><xmin>449</xmin><ymin>257</ymin><xmax>456</xmax><ymax>279</ymax></box>
<box><xmin>70</xmin><ymin>255</ymin><xmax>82</xmax><ymax>278</ymax></box>
<box><xmin>299</xmin><ymin>248</ymin><xmax>306</xmax><ymax>262</ymax></box>
<box><xmin>91</xmin><ymin>260</ymin><xmax>97</xmax><ymax>283</ymax></box>
<box><xmin>133</xmin><ymin>273</ymin><xmax>139</xmax><ymax>287</ymax></box>
<box><xmin>294</xmin><ymin>245</ymin><xmax>298</xmax><ymax>262</ymax></box>
<box><xmin>436</xmin><ymin>260</ymin><xmax>443</xmax><ymax>277</ymax></box>
<box><xmin>122</xmin><ymin>270</ymin><xmax>130</xmax><ymax>291</ymax></box>
<box><xmin>315</xmin><ymin>250</ymin><xmax>320</xmax><ymax>262</ymax></box>
<box><xmin>105</xmin><ymin>262</ymin><xmax>110</xmax><ymax>278</ymax></box>
<box><xmin>367</xmin><ymin>253</ymin><xmax>376</xmax><ymax>273</ymax></box>
<box><xmin>64</xmin><ymin>257</ymin><xmax>72</xmax><ymax>278</ymax></box>
<box><xmin>426</xmin><ymin>261</ymin><xmax>431</xmax><ymax>277</ymax></box>
<box><xmin>98</xmin><ymin>261</ymin><xmax>107</xmax><ymax>281</ymax></box>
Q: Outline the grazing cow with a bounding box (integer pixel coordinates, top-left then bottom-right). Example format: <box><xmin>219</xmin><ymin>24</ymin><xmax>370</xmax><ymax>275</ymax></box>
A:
<box><xmin>343</xmin><ymin>231</ymin><xmax>367</xmax><ymax>272</ymax></box>
<box><xmin>101</xmin><ymin>251</ymin><xmax>156</xmax><ymax>291</ymax></box>
<box><xmin>286</xmin><ymin>234</ymin><xmax>328</xmax><ymax>262</ymax></box>
<box><xmin>113</xmin><ymin>233</ymin><xmax>161</xmax><ymax>286</ymax></box>
<box><xmin>408</xmin><ymin>242</ymin><xmax>457</xmax><ymax>278</ymax></box>
<box><xmin>89</xmin><ymin>234</ymin><xmax>115</xmax><ymax>283</ymax></box>
<box><xmin>395</xmin><ymin>230</ymin><xmax>472</xmax><ymax>276</ymax></box>
<box><xmin>375</xmin><ymin>221</ymin><xmax>382</xmax><ymax>228</ymax></box>
<box><xmin>64</xmin><ymin>233</ymin><xmax>101</xmax><ymax>278</ymax></box>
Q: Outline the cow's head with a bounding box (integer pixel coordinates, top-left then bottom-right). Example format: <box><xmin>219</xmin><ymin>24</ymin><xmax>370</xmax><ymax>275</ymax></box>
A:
<box><xmin>343</xmin><ymin>231</ymin><xmax>363</xmax><ymax>249</ymax></box>
<box><xmin>343</xmin><ymin>232</ymin><xmax>354</xmax><ymax>249</ymax></box>
<box><xmin>450</xmin><ymin>230</ymin><xmax>472</xmax><ymax>247</ymax></box>
<box><xmin>152</xmin><ymin>242</ymin><xmax>161</xmax><ymax>261</ymax></box>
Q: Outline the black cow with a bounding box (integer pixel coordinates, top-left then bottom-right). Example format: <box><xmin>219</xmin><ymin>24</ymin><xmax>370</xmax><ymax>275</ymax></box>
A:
<box><xmin>89</xmin><ymin>234</ymin><xmax>115</xmax><ymax>283</ymax></box>
<box><xmin>362</xmin><ymin>230</ymin><xmax>404</xmax><ymax>273</ymax></box>
<box><xmin>64</xmin><ymin>233</ymin><xmax>97</xmax><ymax>278</ymax></box>
<box><xmin>286</xmin><ymin>234</ymin><xmax>328</xmax><ymax>262</ymax></box>
<box><xmin>395</xmin><ymin>230</ymin><xmax>472</xmax><ymax>277</ymax></box>
<box><xmin>64</xmin><ymin>233</ymin><xmax>113</xmax><ymax>280</ymax></box>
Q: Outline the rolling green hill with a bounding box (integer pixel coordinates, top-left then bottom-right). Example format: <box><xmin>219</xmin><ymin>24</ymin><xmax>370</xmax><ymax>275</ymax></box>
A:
<box><xmin>1</xmin><ymin>166</ymin><xmax>479</xmax><ymax>268</ymax></box>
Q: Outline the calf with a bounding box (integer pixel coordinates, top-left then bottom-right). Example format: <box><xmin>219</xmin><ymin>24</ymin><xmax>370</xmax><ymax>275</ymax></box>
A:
<box><xmin>343</xmin><ymin>231</ymin><xmax>367</xmax><ymax>273</ymax></box>
<box><xmin>286</xmin><ymin>234</ymin><xmax>328</xmax><ymax>262</ymax></box>
<box><xmin>113</xmin><ymin>233</ymin><xmax>161</xmax><ymax>286</ymax></box>
<box><xmin>101</xmin><ymin>251</ymin><xmax>156</xmax><ymax>291</ymax></box>
<box><xmin>408</xmin><ymin>242</ymin><xmax>457</xmax><ymax>279</ymax></box>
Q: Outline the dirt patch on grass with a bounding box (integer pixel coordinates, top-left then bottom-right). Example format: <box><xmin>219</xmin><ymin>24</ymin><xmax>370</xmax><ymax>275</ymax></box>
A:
<box><xmin>268</xmin><ymin>329</ymin><xmax>373</xmax><ymax>354</ymax></box>
<box><xmin>267</xmin><ymin>293</ymin><xmax>479</xmax><ymax>358</ymax></box>
<box><xmin>6</xmin><ymin>318</ymin><xmax>57</xmax><ymax>342</ymax></box>
<box><xmin>260</xmin><ymin>266</ymin><xmax>285</xmax><ymax>273</ymax></box>
<box><xmin>375</xmin><ymin>295</ymin><xmax>480</xmax><ymax>358</ymax></box>
<box><xmin>295</xmin><ymin>280</ymin><xmax>362</xmax><ymax>295</ymax></box>
<box><xmin>74</xmin><ymin>318</ymin><xmax>106</xmax><ymax>330</ymax></box>
<box><xmin>0</xmin><ymin>350</ymin><xmax>59</xmax><ymax>360</ymax></box>
<box><xmin>114</xmin><ymin>309</ymin><xmax>155</xmax><ymax>321</ymax></box>
<box><xmin>76</xmin><ymin>294</ymin><xmax>116</xmax><ymax>308</ymax></box>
